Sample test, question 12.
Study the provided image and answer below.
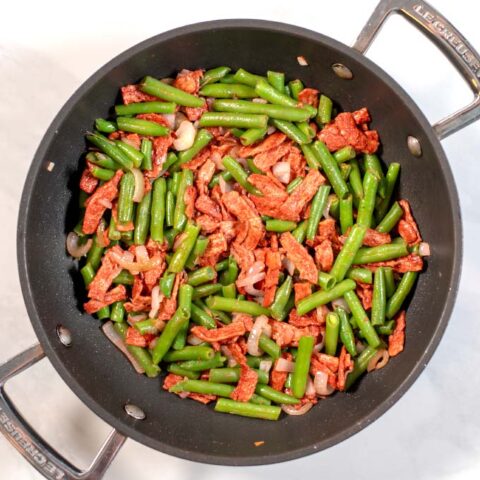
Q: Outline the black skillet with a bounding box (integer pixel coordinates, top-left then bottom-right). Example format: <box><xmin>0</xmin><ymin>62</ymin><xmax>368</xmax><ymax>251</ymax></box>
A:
<box><xmin>1</xmin><ymin>1</ymin><xmax>479</xmax><ymax>478</ymax></box>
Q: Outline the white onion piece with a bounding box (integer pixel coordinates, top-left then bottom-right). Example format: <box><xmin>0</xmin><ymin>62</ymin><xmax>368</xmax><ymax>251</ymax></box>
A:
<box><xmin>66</xmin><ymin>232</ymin><xmax>92</xmax><ymax>259</ymax></box>
<box><xmin>297</xmin><ymin>55</ymin><xmax>308</xmax><ymax>66</ymax></box>
<box><xmin>367</xmin><ymin>349</ymin><xmax>390</xmax><ymax>372</ymax></box>
<box><xmin>127</xmin><ymin>313</ymin><xmax>147</xmax><ymax>326</ymax></box>
<box><xmin>245</xmin><ymin>285</ymin><xmax>264</xmax><ymax>296</ymax></box>
<box><xmin>229</xmin><ymin>145</ymin><xmax>241</xmax><ymax>159</ymax></box>
<box><xmin>236</xmin><ymin>157</ymin><xmax>248</xmax><ymax>168</ymax></box>
<box><xmin>267</xmin><ymin>126</ymin><xmax>276</xmax><ymax>135</ymax></box>
<box><xmin>314</xmin><ymin>371</ymin><xmax>335</xmax><ymax>396</ymax></box>
<box><xmin>282</xmin><ymin>257</ymin><xmax>295</xmax><ymax>276</ymax></box>
<box><xmin>131</xmin><ymin>168</ymin><xmax>145</xmax><ymax>203</ymax></box>
<box><xmin>173</xmin><ymin>120</ymin><xmax>197</xmax><ymax>151</ymax></box>
<box><xmin>237</xmin><ymin>272</ymin><xmax>266</xmax><ymax>288</ymax></box>
<box><xmin>253</xmin><ymin>295</ymin><xmax>265</xmax><ymax>304</ymax></box>
<box><xmin>316</xmin><ymin>305</ymin><xmax>330</xmax><ymax>324</ymax></box>
<box><xmin>252</xmin><ymin>97</ymin><xmax>268</xmax><ymax>104</ymax></box>
<box><xmin>272</xmin><ymin>162</ymin><xmax>291</xmax><ymax>184</ymax></box>
<box><xmin>187</xmin><ymin>334</ymin><xmax>204</xmax><ymax>346</ymax></box>
<box><xmin>259</xmin><ymin>360</ymin><xmax>273</xmax><ymax>373</ymax></box>
<box><xmin>218</xmin><ymin>175</ymin><xmax>232</xmax><ymax>194</ymax></box>
<box><xmin>221</xmin><ymin>346</ymin><xmax>238</xmax><ymax>367</ymax></box>
<box><xmin>418</xmin><ymin>242</ymin><xmax>430</xmax><ymax>256</ymax></box>
<box><xmin>274</xmin><ymin>358</ymin><xmax>295</xmax><ymax>372</ymax></box>
<box><xmin>281</xmin><ymin>402</ymin><xmax>313</xmax><ymax>415</ymax></box>
<box><xmin>102</xmin><ymin>321</ymin><xmax>144</xmax><ymax>374</ymax></box>
<box><xmin>98</xmin><ymin>198</ymin><xmax>113</xmax><ymax>209</ymax></box>
<box><xmin>135</xmin><ymin>245</ymin><xmax>149</xmax><ymax>264</ymax></box>
<box><xmin>313</xmin><ymin>339</ymin><xmax>325</xmax><ymax>353</ymax></box>
<box><xmin>178</xmin><ymin>391</ymin><xmax>190</xmax><ymax>399</ymax></box>
<box><xmin>305</xmin><ymin>375</ymin><xmax>316</xmax><ymax>397</ymax></box>
<box><xmin>162</xmin><ymin>113</ymin><xmax>176</xmax><ymax>129</ymax></box>
<box><xmin>247</xmin><ymin>315</ymin><xmax>269</xmax><ymax>356</ymax></box>
<box><xmin>149</xmin><ymin>286</ymin><xmax>161</xmax><ymax>319</ymax></box>
<box><xmin>331</xmin><ymin>297</ymin><xmax>350</xmax><ymax>313</ymax></box>
<box><xmin>323</xmin><ymin>196</ymin><xmax>333</xmax><ymax>220</ymax></box>
<box><xmin>110</xmin><ymin>251</ymin><xmax>161</xmax><ymax>274</ymax></box>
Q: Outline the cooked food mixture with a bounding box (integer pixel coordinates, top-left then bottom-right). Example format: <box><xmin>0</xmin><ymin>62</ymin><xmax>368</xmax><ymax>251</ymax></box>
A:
<box><xmin>68</xmin><ymin>66</ymin><xmax>428</xmax><ymax>420</ymax></box>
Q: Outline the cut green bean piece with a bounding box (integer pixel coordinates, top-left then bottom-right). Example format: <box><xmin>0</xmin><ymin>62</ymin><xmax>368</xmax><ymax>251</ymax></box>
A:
<box><xmin>209</xmin><ymin>367</ymin><xmax>268</xmax><ymax>385</ymax></box>
<box><xmin>113</xmin><ymin>270</ymin><xmax>134</xmax><ymax>285</ymax></box>
<box><xmin>201</xmin><ymin>66</ymin><xmax>231</xmax><ymax>86</ymax></box>
<box><xmin>219</xmin><ymin>257</ymin><xmax>239</xmax><ymax>285</ymax></box>
<box><xmin>95</xmin><ymin>118</ymin><xmax>117</xmax><ymax>133</ymax></box>
<box><xmin>163</xmin><ymin>346</ymin><xmax>215</xmax><ymax>362</ymax></box>
<box><xmin>215</xmin><ymin>398</ymin><xmax>281</xmax><ymax>421</ymax></box>
<box><xmin>265</xmin><ymin>219</ymin><xmax>297</xmax><ymax>232</ymax></box>
<box><xmin>86</xmin><ymin>132</ymin><xmax>133</xmax><ymax>170</ymax></box>
<box><xmin>233</xmin><ymin>68</ymin><xmax>265</xmax><ymax>87</ymax></box>
<box><xmin>376</xmin><ymin>201</ymin><xmax>403</xmax><ymax>233</ymax></box>
<box><xmin>86</xmin><ymin>152</ymin><xmax>119</xmax><ymax>170</ymax></box>
<box><xmin>292</xmin><ymin>336</ymin><xmax>315</xmax><ymax>398</ymax></box>
<box><xmin>306</xmin><ymin>185</ymin><xmax>331</xmax><ymax>241</ymax></box>
<box><xmin>339</xmin><ymin>194</ymin><xmax>354</xmax><ymax>234</ymax></box>
<box><xmin>258</xmin><ymin>334</ymin><xmax>281</xmax><ymax>359</ymax></box>
<box><xmin>177</xmin><ymin>129</ymin><xmax>214</xmax><ymax>166</ymax></box>
<box><xmin>190</xmin><ymin>303</ymin><xmax>216</xmax><ymax>329</ymax></box>
<box><xmin>286</xmin><ymin>177</ymin><xmax>303</xmax><ymax>194</ymax></box>
<box><xmin>192</xmin><ymin>283</ymin><xmax>223</xmax><ymax>300</ymax></box>
<box><xmin>167</xmin><ymin>364</ymin><xmax>200</xmax><ymax>379</ymax></box>
<box><xmin>169</xmin><ymin>223</ymin><xmax>200</xmax><ymax>273</ymax></box>
<box><xmin>267</xmin><ymin>70</ymin><xmax>285</xmax><ymax>92</ymax></box>
<box><xmin>255</xmin><ymin>384</ymin><xmax>299</xmax><ymax>405</ymax></box>
<box><xmin>345</xmin><ymin>346</ymin><xmax>378</xmax><ymax>390</ymax></box>
<box><xmin>270</xmin><ymin>119</ymin><xmax>310</xmax><ymax>145</ymax></box>
<box><xmin>118</xmin><ymin>172</ymin><xmax>135</xmax><ymax>224</ymax></box>
<box><xmin>86</xmin><ymin>236</ymin><xmax>104</xmax><ymax>271</ymax></box>
<box><xmin>140</xmin><ymin>138</ymin><xmax>153</xmax><ymax>171</ymax></box>
<box><xmin>241</xmin><ymin>127</ymin><xmax>268</xmax><ymax>146</ymax></box>
<box><xmin>349</xmin><ymin>158</ymin><xmax>364</xmax><ymax>207</ymax></box>
<box><xmin>330</xmin><ymin>225</ymin><xmax>367</xmax><ymax>282</ymax></box>
<box><xmin>206</xmin><ymin>296</ymin><xmax>270</xmax><ymax>316</ymax></box>
<box><xmin>317</xmin><ymin>94</ymin><xmax>333</xmax><ymax>124</ymax></box>
<box><xmin>114</xmin><ymin>140</ymin><xmax>144</xmax><ymax>168</ymax></box>
<box><xmin>176</xmin><ymin>352</ymin><xmax>225</xmax><ymax>371</ymax></box>
<box><xmin>318</xmin><ymin>272</ymin><xmax>336</xmax><ymax>291</ymax></box>
<box><xmin>344</xmin><ymin>290</ymin><xmax>380</xmax><ymax>348</ymax></box>
<box><xmin>213</xmin><ymin>100</ymin><xmax>309</xmax><ymax>122</ymax></box>
<box><xmin>110</xmin><ymin>301</ymin><xmax>125</xmax><ymax>323</ymax></box>
<box><xmin>292</xmin><ymin>220</ymin><xmax>308</xmax><ymax>244</ymax></box>
<box><xmin>115</xmin><ymin>101</ymin><xmax>176</xmax><ymax>116</ymax></box>
<box><xmin>288</xmin><ymin>79</ymin><xmax>304</xmax><ymax>99</ymax></box>
<box><xmin>150</xmin><ymin>177</ymin><xmax>166</xmax><ymax>242</ymax></box>
<box><xmin>384</xmin><ymin>267</ymin><xmax>396</xmax><ymax>298</ymax></box>
<box><xmin>334</xmin><ymin>146</ymin><xmax>356</xmax><ymax>163</ymax></box>
<box><xmin>185</xmin><ymin>236</ymin><xmax>209</xmax><ymax>270</ymax></box>
<box><xmin>337</xmin><ymin>307</ymin><xmax>357</xmax><ymax>357</ymax></box>
<box><xmin>386</xmin><ymin>271</ymin><xmax>418</xmax><ymax>319</ymax></box>
<box><xmin>199</xmin><ymin>83</ymin><xmax>257</xmax><ymax>98</ymax></box>
<box><xmin>141</xmin><ymin>75</ymin><xmax>205</xmax><ymax>107</ymax></box>
<box><xmin>371</xmin><ymin>268</ymin><xmax>387</xmax><ymax>326</ymax></box>
<box><xmin>353</xmin><ymin>240</ymin><xmax>408</xmax><ymax>265</ymax></box>
<box><xmin>199</xmin><ymin>112</ymin><xmax>268</xmax><ymax>129</ymax></box>
<box><xmin>133</xmin><ymin>190</ymin><xmax>152</xmax><ymax>245</ymax></box>
<box><xmin>270</xmin><ymin>276</ymin><xmax>293</xmax><ymax>320</ymax></box>
<box><xmin>376</xmin><ymin>163</ymin><xmax>401</xmax><ymax>221</ymax></box>
<box><xmin>357</xmin><ymin>171</ymin><xmax>379</xmax><ymax>228</ymax></box>
<box><xmin>346</xmin><ymin>268</ymin><xmax>373</xmax><ymax>284</ymax></box>
<box><xmin>325</xmin><ymin>312</ymin><xmax>340</xmax><ymax>356</ymax></box>
<box><xmin>173</xmin><ymin>169</ymin><xmax>194</xmax><ymax>231</ymax></box>
<box><xmin>116</xmin><ymin>117</ymin><xmax>169</xmax><ymax>137</ymax></box>
<box><xmin>187</xmin><ymin>266</ymin><xmax>216</xmax><ymax>286</ymax></box>
<box><xmin>222</xmin><ymin>155</ymin><xmax>262</xmax><ymax>195</ymax></box>
<box><xmin>300</xmin><ymin>144</ymin><xmax>320</xmax><ymax>170</ymax></box>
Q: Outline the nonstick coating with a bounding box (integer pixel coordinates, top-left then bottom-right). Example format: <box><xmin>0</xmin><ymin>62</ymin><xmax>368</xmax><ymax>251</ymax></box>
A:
<box><xmin>17</xmin><ymin>20</ymin><xmax>461</xmax><ymax>465</ymax></box>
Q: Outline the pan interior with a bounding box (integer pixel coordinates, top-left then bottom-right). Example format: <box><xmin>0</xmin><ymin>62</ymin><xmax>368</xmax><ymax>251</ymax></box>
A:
<box><xmin>18</xmin><ymin>20</ymin><xmax>460</xmax><ymax>465</ymax></box>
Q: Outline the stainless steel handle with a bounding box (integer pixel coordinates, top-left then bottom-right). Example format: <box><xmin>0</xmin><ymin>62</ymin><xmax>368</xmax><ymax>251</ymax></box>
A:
<box><xmin>353</xmin><ymin>0</ymin><xmax>480</xmax><ymax>138</ymax></box>
<box><xmin>0</xmin><ymin>345</ymin><xmax>125</xmax><ymax>480</ymax></box>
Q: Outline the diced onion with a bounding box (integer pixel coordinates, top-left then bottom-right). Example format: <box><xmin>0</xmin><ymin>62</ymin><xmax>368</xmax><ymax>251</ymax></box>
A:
<box><xmin>187</xmin><ymin>334</ymin><xmax>204</xmax><ymax>346</ymax></box>
<box><xmin>297</xmin><ymin>55</ymin><xmax>309</xmax><ymax>66</ymax></box>
<box><xmin>161</xmin><ymin>77</ymin><xmax>174</xmax><ymax>85</ymax></box>
<box><xmin>259</xmin><ymin>360</ymin><xmax>273</xmax><ymax>373</ymax></box>
<box><xmin>367</xmin><ymin>349</ymin><xmax>390</xmax><ymax>372</ymax></box>
<box><xmin>127</xmin><ymin>313</ymin><xmax>147</xmax><ymax>326</ymax></box>
<box><xmin>178</xmin><ymin>391</ymin><xmax>190</xmax><ymax>399</ymax></box>
<box><xmin>282</xmin><ymin>257</ymin><xmax>295</xmax><ymax>276</ymax></box>
<box><xmin>331</xmin><ymin>297</ymin><xmax>350</xmax><ymax>313</ymax></box>
<box><xmin>131</xmin><ymin>168</ymin><xmax>145</xmax><ymax>203</ymax></box>
<box><xmin>274</xmin><ymin>358</ymin><xmax>295</xmax><ymax>372</ymax></box>
<box><xmin>305</xmin><ymin>375</ymin><xmax>316</xmax><ymax>397</ymax></box>
<box><xmin>98</xmin><ymin>198</ymin><xmax>113</xmax><ymax>209</ymax></box>
<box><xmin>281</xmin><ymin>402</ymin><xmax>313</xmax><ymax>415</ymax></box>
<box><xmin>418</xmin><ymin>242</ymin><xmax>430</xmax><ymax>256</ymax></box>
<box><xmin>267</xmin><ymin>126</ymin><xmax>276</xmax><ymax>135</ymax></box>
<box><xmin>314</xmin><ymin>371</ymin><xmax>335</xmax><ymax>396</ymax></box>
<box><xmin>149</xmin><ymin>286</ymin><xmax>161</xmax><ymax>319</ymax></box>
<box><xmin>323</xmin><ymin>195</ymin><xmax>335</xmax><ymax>220</ymax></box>
<box><xmin>66</xmin><ymin>232</ymin><xmax>92</xmax><ymax>259</ymax></box>
<box><xmin>272</xmin><ymin>162</ymin><xmax>291</xmax><ymax>184</ymax></box>
<box><xmin>173</xmin><ymin>120</ymin><xmax>197</xmax><ymax>151</ymax></box>
<box><xmin>110</xmin><ymin>251</ymin><xmax>161</xmax><ymax>274</ymax></box>
<box><xmin>221</xmin><ymin>345</ymin><xmax>238</xmax><ymax>367</ymax></box>
<box><xmin>162</xmin><ymin>113</ymin><xmax>176</xmax><ymax>129</ymax></box>
<box><xmin>237</xmin><ymin>272</ymin><xmax>265</xmax><ymax>288</ymax></box>
<box><xmin>102</xmin><ymin>321</ymin><xmax>144</xmax><ymax>374</ymax></box>
<box><xmin>313</xmin><ymin>339</ymin><xmax>325</xmax><ymax>353</ymax></box>
<box><xmin>247</xmin><ymin>315</ymin><xmax>269</xmax><ymax>356</ymax></box>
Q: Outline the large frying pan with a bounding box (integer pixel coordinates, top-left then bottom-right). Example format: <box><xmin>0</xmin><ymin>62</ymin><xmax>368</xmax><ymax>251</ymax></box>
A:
<box><xmin>1</xmin><ymin>0</ymin><xmax>479</xmax><ymax>478</ymax></box>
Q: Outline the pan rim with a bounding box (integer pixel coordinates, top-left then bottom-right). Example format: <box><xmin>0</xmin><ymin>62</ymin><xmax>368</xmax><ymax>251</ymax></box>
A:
<box><xmin>16</xmin><ymin>18</ymin><xmax>462</xmax><ymax>466</ymax></box>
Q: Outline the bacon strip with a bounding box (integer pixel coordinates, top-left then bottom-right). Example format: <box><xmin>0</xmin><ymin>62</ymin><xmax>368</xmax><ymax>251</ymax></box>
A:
<box><xmin>191</xmin><ymin>322</ymin><xmax>246</xmax><ymax>343</ymax></box>
<box><xmin>230</xmin><ymin>364</ymin><xmax>258</xmax><ymax>402</ymax></box>
<box><xmin>280</xmin><ymin>232</ymin><xmax>318</xmax><ymax>283</ymax></box>
<box><xmin>398</xmin><ymin>200</ymin><xmax>422</xmax><ymax>246</ymax></box>
<box><xmin>388</xmin><ymin>311</ymin><xmax>406</xmax><ymax>357</ymax></box>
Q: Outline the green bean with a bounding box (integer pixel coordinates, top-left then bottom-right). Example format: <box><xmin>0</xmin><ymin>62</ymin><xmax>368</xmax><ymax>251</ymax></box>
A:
<box><xmin>284</xmin><ymin>85</ymin><xmax>291</xmax><ymax>96</ymax></box>
<box><xmin>209</xmin><ymin>367</ymin><xmax>269</xmax><ymax>385</ymax></box>
<box><xmin>325</xmin><ymin>312</ymin><xmax>340</xmax><ymax>356</ymax></box>
<box><xmin>257</xmin><ymin>334</ymin><xmax>281</xmax><ymax>359</ymax></box>
<box><xmin>110</xmin><ymin>301</ymin><xmax>125</xmax><ymax>323</ymax></box>
<box><xmin>334</xmin><ymin>146</ymin><xmax>356</xmax><ymax>163</ymax></box>
<box><xmin>113</xmin><ymin>270</ymin><xmax>134</xmax><ymax>286</ymax></box>
<box><xmin>215</xmin><ymin>398</ymin><xmax>280</xmax><ymax>420</ymax></box>
<box><xmin>185</xmin><ymin>236</ymin><xmax>209</xmax><ymax>270</ymax></box>
<box><xmin>140</xmin><ymin>138</ymin><xmax>153</xmax><ymax>171</ymax></box>
<box><xmin>292</xmin><ymin>220</ymin><xmax>308</xmax><ymax>244</ymax></box>
<box><xmin>218</xmin><ymin>257</ymin><xmax>238</xmax><ymax>285</ymax></box>
<box><xmin>346</xmin><ymin>268</ymin><xmax>373</xmax><ymax>284</ymax></box>
<box><xmin>117</xmin><ymin>172</ymin><xmax>135</xmax><ymax>224</ymax></box>
<box><xmin>168</xmin><ymin>223</ymin><xmax>200</xmax><ymax>273</ymax></box>
<box><xmin>164</xmin><ymin>229</ymin><xmax>178</xmax><ymax>250</ymax></box>
<box><xmin>164</xmin><ymin>346</ymin><xmax>214</xmax><ymax>362</ymax></box>
<box><xmin>363</xmin><ymin>153</ymin><xmax>385</xmax><ymax>198</ymax></box>
<box><xmin>201</xmin><ymin>66</ymin><xmax>231</xmax><ymax>86</ymax></box>
<box><xmin>286</xmin><ymin>177</ymin><xmax>303</xmax><ymax>194</ymax></box>
<box><xmin>222</xmin><ymin>156</ymin><xmax>262</xmax><ymax>195</ymax></box>
<box><xmin>386</xmin><ymin>271</ymin><xmax>418</xmax><ymax>319</ymax></box>
<box><xmin>121</xmin><ymin>229</ymin><xmax>133</xmax><ymax>242</ymax></box>
<box><xmin>86</xmin><ymin>152</ymin><xmax>118</xmax><ymax>170</ymax></box>
<box><xmin>108</xmin><ymin>215</ymin><xmax>121</xmax><ymax>241</ymax></box>
<box><xmin>245</xmin><ymin>356</ymin><xmax>270</xmax><ymax>369</ymax></box>
<box><xmin>265</xmin><ymin>219</ymin><xmax>297</xmax><ymax>232</ymax></box>
<box><xmin>357</xmin><ymin>171</ymin><xmax>379</xmax><ymax>228</ymax></box>
<box><xmin>126</xmin><ymin>345</ymin><xmax>160</xmax><ymax>378</ymax></box>
<box><xmin>199</xmin><ymin>112</ymin><xmax>268</xmax><ymax>129</ymax></box>
<box><xmin>246</xmin><ymin>157</ymin><xmax>264</xmax><ymax>175</ymax></box>
<box><xmin>340</xmin><ymin>163</ymin><xmax>352</xmax><ymax>181</ymax></box>
<box><xmin>190</xmin><ymin>303</ymin><xmax>216</xmax><ymax>329</ymax></box>
<box><xmin>317</xmin><ymin>94</ymin><xmax>333</xmax><ymax>124</ymax></box>
<box><xmin>89</xmin><ymin>166</ymin><xmax>114</xmax><ymax>181</ymax></box>
<box><xmin>312</xmin><ymin>141</ymin><xmax>349</xmax><ymax>199</ymax></box>
<box><xmin>337</xmin><ymin>307</ymin><xmax>357</xmax><ymax>356</ymax></box>
<box><xmin>149</xmin><ymin>177</ymin><xmax>166</xmax><ymax>242</ymax></box>
<box><xmin>208</xmin><ymin>171</ymin><xmax>233</xmax><ymax>188</ymax></box>
<box><xmin>270</xmin><ymin>276</ymin><xmax>293</xmax><ymax>320</ymax></box>
<box><xmin>86</xmin><ymin>132</ymin><xmax>133</xmax><ymax>170</ymax></box>
<box><xmin>141</xmin><ymin>75</ymin><xmax>205</xmax><ymax>107</ymax></box>
<box><xmin>288</xmin><ymin>79</ymin><xmax>304</xmax><ymax>100</ymax></box>
<box><xmin>376</xmin><ymin>201</ymin><xmax>403</xmax><ymax>233</ymax></box>
<box><xmin>176</xmin><ymin>352</ymin><xmax>225</xmax><ymax>371</ymax></box>
<box><xmin>339</xmin><ymin>194</ymin><xmax>354</xmax><ymax>235</ymax></box>
<box><xmin>220</xmin><ymin>73</ymin><xmax>236</xmax><ymax>84</ymax></box>
<box><xmin>345</xmin><ymin>346</ymin><xmax>378</xmax><ymax>389</ymax></box>
<box><xmin>163</xmin><ymin>151</ymin><xmax>178</xmax><ymax>172</ymax></box>
<box><xmin>292</xmin><ymin>335</ymin><xmax>315</xmax><ymax>398</ymax></box>
<box><xmin>215</xmin><ymin>259</ymin><xmax>230</xmax><ymax>272</ymax></box>
<box><xmin>241</xmin><ymin>127</ymin><xmax>268</xmax><ymax>146</ymax></box>
<box><xmin>115</xmin><ymin>101</ymin><xmax>176</xmax><ymax>116</ymax></box>
<box><xmin>232</xmin><ymin>68</ymin><xmax>265</xmax><ymax>87</ymax></box>
<box><xmin>300</xmin><ymin>144</ymin><xmax>320</xmax><ymax>170</ymax></box>
<box><xmin>348</xmin><ymin>158</ymin><xmax>364</xmax><ymax>208</ymax></box>
<box><xmin>375</xmin><ymin>162</ymin><xmax>401</xmax><ymax>221</ymax></box>
<box><xmin>116</xmin><ymin>117</ymin><xmax>169</xmax><ymax>137</ymax></box>
<box><xmin>306</xmin><ymin>185</ymin><xmax>331</xmax><ymax>241</ymax></box>
<box><xmin>173</xmin><ymin>169</ymin><xmax>194</xmax><ymax>231</ymax></box>
<box><xmin>330</xmin><ymin>225</ymin><xmax>367</xmax><ymax>282</ymax></box>
<box><xmin>213</xmin><ymin>100</ymin><xmax>310</xmax><ymax>122</ymax></box>
<box><xmin>352</xmin><ymin>240</ymin><xmax>408</xmax><ymax>265</ymax></box>
<box><xmin>114</xmin><ymin>140</ymin><xmax>144</xmax><ymax>168</ymax></box>
<box><xmin>296</xmin><ymin>121</ymin><xmax>315</xmax><ymax>141</ymax></box>
<box><xmin>344</xmin><ymin>290</ymin><xmax>380</xmax><ymax>348</ymax></box>
<box><xmin>188</xmin><ymin>266</ymin><xmax>216</xmax><ymax>286</ymax></box>
<box><xmin>134</xmin><ymin>319</ymin><xmax>158</xmax><ymax>335</ymax></box>
<box><xmin>170</xmin><ymin>172</ymin><xmax>181</xmax><ymax>196</ymax></box>
<box><xmin>270</xmin><ymin>119</ymin><xmax>310</xmax><ymax>145</ymax></box>
<box><xmin>318</xmin><ymin>272</ymin><xmax>336</xmax><ymax>291</ymax></box>
<box><xmin>177</xmin><ymin>129</ymin><xmax>214</xmax><ymax>166</ymax></box>
<box><xmin>383</xmin><ymin>267</ymin><xmax>396</xmax><ymax>298</ymax></box>
<box><xmin>297</xmin><ymin>279</ymin><xmax>356</xmax><ymax>315</ymax></box>
<box><xmin>133</xmin><ymin>190</ymin><xmax>152</xmax><ymax>245</ymax></box>
<box><xmin>371</xmin><ymin>268</ymin><xmax>386</xmax><ymax>326</ymax></box>
<box><xmin>255</xmin><ymin>384</ymin><xmax>299</xmax><ymax>405</ymax></box>
<box><xmin>267</xmin><ymin>70</ymin><xmax>285</xmax><ymax>92</ymax></box>
<box><xmin>222</xmin><ymin>283</ymin><xmax>237</xmax><ymax>299</ymax></box>
<box><xmin>206</xmin><ymin>296</ymin><xmax>270</xmax><ymax>316</ymax></box>
<box><xmin>192</xmin><ymin>283</ymin><xmax>222</xmax><ymax>300</ymax></box>
<box><xmin>95</xmin><ymin>306</ymin><xmax>110</xmax><ymax>320</ymax></box>
<box><xmin>165</xmin><ymin>191</ymin><xmax>175</xmax><ymax>227</ymax></box>
<box><xmin>86</xmin><ymin>236</ymin><xmax>104</xmax><ymax>270</ymax></box>
<box><xmin>95</xmin><ymin>118</ymin><xmax>117</xmax><ymax>133</ymax></box>
<box><xmin>376</xmin><ymin>320</ymin><xmax>395</xmax><ymax>336</ymax></box>
<box><xmin>172</xmin><ymin>284</ymin><xmax>193</xmax><ymax>351</ymax></box>
<box><xmin>199</xmin><ymin>83</ymin><xmax>257</xmax><ymax>98</ymax></box>
<box><xmin>151</xmin><ymin>306</ymin><xmax>190</xmax><ymax>364</ymax></box>
<box><xmin>209</xmin><ymin>308</ymin><xmax>232</xmax><ymax>325</ymax></box>
<box><xmin>167</xmin><ymin>364</ymin><xmax>200</xmax><ymax>379</ymax></box>
<box><xmin>80</xmin><ymin>263</ymin><xmax>95</xmax><ymax>287</ymax></box>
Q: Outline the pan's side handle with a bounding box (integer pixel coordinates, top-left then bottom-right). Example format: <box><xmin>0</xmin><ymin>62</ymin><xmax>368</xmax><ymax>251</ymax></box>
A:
<box><xmin>0</xmin><ymin>345</ymin><xmax>125</xmax><ymax>480</ymax></box>
<box><xmin>353</xmin><ymin>0</ymin><xmax>480</xmax><ymax>139</ymax></box>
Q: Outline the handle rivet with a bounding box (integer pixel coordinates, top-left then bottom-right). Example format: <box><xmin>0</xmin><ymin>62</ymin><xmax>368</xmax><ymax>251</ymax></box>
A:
<box><xmin>332</xmin><ymin>63</ymin><xmax>353</xmax><ymax>80</ymax></box>
<box><xmin>56</xmin><ymin>325</ymin><xmax>72</xmax><ymax>347</ymax></box>
<box><xmin>407</xmin><ymin>135</ymin><xmax>422</xmax><ymax>157</ymax></box>
<box><xmin>124</xmin><ymin>403</ymin><xmax>146</xmax><ymax>420</ymax></box>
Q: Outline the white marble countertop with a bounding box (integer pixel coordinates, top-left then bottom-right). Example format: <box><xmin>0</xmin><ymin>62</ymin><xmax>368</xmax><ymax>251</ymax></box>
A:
<box><xmin>1</xmin><ymin>0</ymin><xmax>480</xmax><ymax>478</ymax></box>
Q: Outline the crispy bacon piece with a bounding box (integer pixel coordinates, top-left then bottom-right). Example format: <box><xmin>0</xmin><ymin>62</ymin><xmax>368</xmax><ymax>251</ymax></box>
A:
<box><xmin>230</xmin><ymin>365</ymin><xmax>258</xmax><ymax>402</ymax></box>
<box><xmin>144</xmin><ymin>135</ymin><xmax>174</xmax><ymax>179</ymax></box>
<box><xmin>163</xmin><ymin>373</ymin><xmax>183</xmax><ymax>391</ymax></box>
<box><xmin>124</xmin><ymin>276</ymin><xmax>151</xmax><ymax>313</ymax></box>
<box><xmin>238</xmin><ymin>132</ymin><xmax>286</xmax><ymax>158</ymax></box>
<box><xmin>253</xmin><ymin>143</ymin><xmax>291</xmax><ymax>172</ymax></box>
<box><xmin>284</xmin><ymin>145</ymin><xmax>306</xmax><ymax>178</ymax></box>
<box><xmin>356</xmin><ymin>283</ymin><xmax>373</xmax><ymax>310</ymax></box>
<box><xmin>248</xmin><ymin>174</ymin><xmax>289</xmax><ymax>218</ymax></box>
<box><xmin>157</xmin><ymin>273</ymin><xmax>183</xmax><ymax>321</ymax></box>
<box><xmin>270</xmin><ymin>321</ymin><xmax>321</xmax><ymax>348</ymax></box>
<box><xmin>195</xmin><ymin>194</ymin><xmax>222</xmax><ymax>220</ymax></box>
<box><xmin>143</xmin><ymin>256</ymin><xmax>166</xmax><ymax>292</ymax></box>
<box><xmin>163</xmin><ymin>373</ymin><xmax>216</xmax><ymax>404</ymax></box>
<box><xmin>310</xmin><ymin>352</ymin><xmax>339</xmax><ymax>389</ymax></box>
<box><xmin>173</xmin><ymin>69</ymin><xmax>203</xmax><ymax>94</ymax></box>
<box><xmin>231</xmin><ymin>243</ymin><xmax>255</xmax><ymax>271</ymax></box>
<box><xmin>87</xmin><ymin>250</ymin><xmax>122</xmax><ymax>300</ymax></box>
<box><xmin>337</xmin><ymin>346</ymin><xmax>354</xmax><ymax>391</ymax></box>
<box><xmin>314</xmin><ymin>239</ymin><xmax>334</xmax><ymax>272</ymax></box>
<box><xmin>184</xmin><ymin>185</ymin><xmax>197</xmax><ymax>220</ymax></box>
<box><xmin>125</xmin><ymin>327</ymin><xmax>155</xmax><ymax>347</ymax></box>
<box><xmin>294</xmin><ymin>283</ymin><xmax>312</xmax><ymax>303</ymax></box>
<box><xmin>191</xmin><ymin>321</ymin><xmax>246</xmax><ymax>343</ymax></box>
<box><xmin>288</xmin><ymin>309</ymin><xmax>323</xmax><ymax>328</ymax></box>
<box><xmin>183</xmin><ymin>102</ymin><xmax>208</xmax><ymax>122</ymax></box>
<box><xmin>196</xmin><ymin>159</ymin><xmax>216</xmax><ymax>195</ymax></box>
<box><xmin>280</xmin><ymin>232</ymin><xmax>318</xmax><ymax>284</ymax></box>
<box><xmin>83</xmin><ymin>285</ymin><xmax>127</xmax><ymax>314</ymax></box>
<box><xmin>121</xmin><ymin>85</ymin><xmax>157</xmax><ymax>104</ymax></box>
<box><xmin>360</xmin><ymin>254</ymin><xmax>423</xmax><ymax>273</ymax></box>
<box><xmin>270</xmin><ymin>353</ymin><xmax>292</xmax><ymax>391</ymax></box>
<box><xmin>352</xmin><ymin>107</ymin><xmax>371</xmax><ymax>124</ymax></box>
<box><xmin>298</xmin><ymin>88</ymin><xmax>319</xmax><ymax>108</ymax></box>
<box><xmin>398</xmin><ymin>199</ymin><xmax>422</xmax><ymax>246</ymax></box>
<box><xmin>83</xmin><ymin>170</ymin><xmax>123</xmax><ymax>234</ymax></box>
<box><xmin>198</xmin><ymin>232</ymin><xmax>227</xmax><ymax>267</ymax></box>
<box><xmin>318</xmin><ymin>109</ymin><xmax>379</xmax><ymax>154</ymax></box>
<box><xmin>196</xmin><ymin>214</ymin><xmax>219</xmax><ymax>234</ymax></box>
<box><xmin>340</xmin><ymin>228</ymin><xmax>391</xmax><ymax>247</ymax></box>
<box><xmin>263</xmin><ymin>250</ymin><xmax>282</xmax><ymax>307</ymax></box>
<box><xmin>388</xmin><ymin>311</ymin><xmax>406</xmax><ymax>357</ymax></box>
<box><xmin>181</xmin><ymin>146</ymin><xmax>211</xmax><ymax>171</ymax></box>
<box><xmin>80</xmin><ymin>167</ymin><xmax>98</xmax><ymax>194</ymax></box>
